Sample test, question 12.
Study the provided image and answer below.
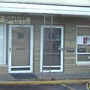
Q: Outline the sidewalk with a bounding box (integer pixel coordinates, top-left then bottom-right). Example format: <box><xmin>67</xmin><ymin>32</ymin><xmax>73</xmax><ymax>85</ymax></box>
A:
<box><xmin>36</xmin><ymin>72</ymin><xmax>90</xmax><ymax>80</ymax></box>
<box><xmin>0</xmin><ymin>73</ymin><xmax>37</xmax><ymax>81</ymax></box>
<box><xmin>0</xmin><ymin>73</ymin><xmax>90</xmax><ymax>82</ymax></box>
<box><xmin>0</xmin><ymin>73</ymin><xmax>89</xmax><ymax>85</ymax></box>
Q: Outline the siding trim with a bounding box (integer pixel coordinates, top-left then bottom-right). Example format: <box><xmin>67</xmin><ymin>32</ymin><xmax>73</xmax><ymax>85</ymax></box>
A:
<box><xmin>0</xmin><ymin>3</ymin><xmax>90</xmax><ymax>16</ymax></box>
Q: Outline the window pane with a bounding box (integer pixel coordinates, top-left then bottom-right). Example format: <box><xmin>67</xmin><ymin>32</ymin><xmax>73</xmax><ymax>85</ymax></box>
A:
<box><xmin>77</xmin><ymin>45</ymin><xmax>86</xmax><ymax>52</ymax></box>
<box><xmin>78</xmin><ymin>45</ymin><xmax>90</xmax><ymax>53</ymax></box>
<box><xmin>52</xmin><ymin>41</ymin><xmax>61</xmax><ymax>53</ymax></box>
<box><xmin>77</xmin><ymin>27</ymin><xmax>90</xmax><ymax>35</ymax></box>
<box><xmin>51</xmin><ymin>54</ymin><xmax>60</xmax><ymax>65</ymax></box>
<box><xmin>77</xmin><ymin>26</ymin><xmax>90</xmax><ymax>63</ymax></box>
<box><xmin>44</xmin><ymin>28</ymin><xmax>51</xmax><ymax>40</ymax></box>
<box><xmin>0</xmin><ymin>25</ymin><xmax>5</xmax><ymax>64</ymax></box>
<box><xmin>43</xmin><ymin>67</ymin><xmax>60</xmax><ymax>70</ymax></box>
<box><xmin>43</xmin><ymin>54</ymin><xmax>50</xmax><ymax>66</ymax></box>
<box><xmin>43</xmin><ymin>41</ymin><xmax>51</xmax><ymax>53</ymax></box>
<box><xmin>52</xmin><ymin>28</ymin><xmax>61</xmax><ymax>40</ymax></box>
<box><xmin>43</xmin><ymin>54</ymin><xmax>60</xmax><ymax>66</ymax></box>
<box><xmin>12</xmin><ymin>27</ymin><xmax>30</xmax><ymax>66</ymax></box>
<box><xmin>78</xmin><ymin>54</ymin><xmax>90</xmax><ymax>61</ymax></box>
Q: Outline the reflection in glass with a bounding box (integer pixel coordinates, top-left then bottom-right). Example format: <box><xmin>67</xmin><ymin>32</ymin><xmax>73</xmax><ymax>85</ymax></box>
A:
<box><xmin>43</xmin><ymin>54</ymin><xmax>60</xmax><ymax>66</ymax></box>
<box><xmin>12</xmin><ymin>27</ymin><xmax>30</xmax><ymax>66</ymax></box>
<box><xmin>52</xmin><ymin>41</ymin><xmax>61</xmax><ymax>53</ymax></box>
<box><xmin>43</xmin><ymin>27</ymin><xmax>61</xmax><ymax>70</ymax></box>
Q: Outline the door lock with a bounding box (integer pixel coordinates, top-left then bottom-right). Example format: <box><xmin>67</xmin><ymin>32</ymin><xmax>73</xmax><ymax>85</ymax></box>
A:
<box><xmin>61</xmin><ymin>48</ymin><xmax>64</xmax><ymax>51</ymax></box>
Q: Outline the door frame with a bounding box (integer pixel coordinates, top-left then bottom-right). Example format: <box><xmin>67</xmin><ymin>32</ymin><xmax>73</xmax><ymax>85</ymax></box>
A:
<box><xmin>40</xmin><ymin>25</ymin><xmax>64</xmax><ymax>72</ymax></box>
<box><xmin>8</xmin><ymin>25</ymin><xmax>34</xmax><ymax>73</ymax></box>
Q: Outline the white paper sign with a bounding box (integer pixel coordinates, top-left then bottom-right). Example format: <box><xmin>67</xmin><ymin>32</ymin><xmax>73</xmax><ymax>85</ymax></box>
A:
<box><xmin>77</xmin><ymin>36</ymin><xmax>90</xmax><ymax>44</ymax></box>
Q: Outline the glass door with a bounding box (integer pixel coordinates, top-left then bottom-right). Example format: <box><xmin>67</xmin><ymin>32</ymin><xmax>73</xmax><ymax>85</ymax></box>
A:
<box><xmin>8</xmin><ymin>25</ymin><xmax>33</xmax><ymax>73</ymax></box>
<box><xmin>40</xmin><ymin>26</ymin><xmax>64</xmax><ymax>72</ymax></box>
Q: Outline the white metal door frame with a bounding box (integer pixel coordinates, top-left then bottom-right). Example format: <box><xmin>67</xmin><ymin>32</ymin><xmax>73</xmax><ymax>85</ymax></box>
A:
<box><xmin>40</xmin><ymin>25</ymin><xmax>64</xmax><ymax>72</ymax></box>
<box><xmin>8</xmin><ymin>25</ymin><xmax>34</xmax><ymax>73</ymax></box>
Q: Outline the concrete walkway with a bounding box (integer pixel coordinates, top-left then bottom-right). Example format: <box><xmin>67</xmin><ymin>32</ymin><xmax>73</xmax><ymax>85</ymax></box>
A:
<box><xmin>0</xmin><ymin>73</ymin><xmax>37</xmax><ymax>81</ymax></box>
<box><xmin>0</xmin><ymin>72</ymin><xmax>90</xmax><ymax>81</ymax></box>
<box><xmin>0</xmin><ymin>73</ymin><xmax>89</xmax><ymax>90</ymax></box>
<box><xmin>36</xmin><ymin>72</ymin><xmax>90</xmax><ymax>80</ymax></box>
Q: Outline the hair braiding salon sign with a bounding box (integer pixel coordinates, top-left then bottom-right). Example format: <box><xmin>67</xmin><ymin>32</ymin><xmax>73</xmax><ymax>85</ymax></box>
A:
<box><xmin>0</xmin><ymin>16</ymin><xmax>31</xmax><ymax>24</ymax></box>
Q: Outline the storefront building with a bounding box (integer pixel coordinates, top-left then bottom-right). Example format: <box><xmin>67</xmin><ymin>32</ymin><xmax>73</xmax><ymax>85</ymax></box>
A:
<box><xmin>0</xmin><ymin>1</ymin><xmax>90</xmax><ymax>78</ymax></box>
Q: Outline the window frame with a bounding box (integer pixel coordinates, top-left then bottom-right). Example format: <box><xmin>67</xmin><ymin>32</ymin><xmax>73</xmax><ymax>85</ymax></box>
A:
<box><xmin>76</xmin><ymin>25</ymin><xmax>90</xmax><ymax>65</ymax></box>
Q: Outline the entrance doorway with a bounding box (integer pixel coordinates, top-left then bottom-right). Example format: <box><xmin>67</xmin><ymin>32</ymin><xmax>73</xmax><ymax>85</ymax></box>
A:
<box><xmin>40</xmin><ymin>25</ymin><xmax>64</xmax><ymax>72</ymax></box>
<box><xmin>8</xmin><ymin>25</ymin><xmax>34</xmax><ymax>73</ymax></box>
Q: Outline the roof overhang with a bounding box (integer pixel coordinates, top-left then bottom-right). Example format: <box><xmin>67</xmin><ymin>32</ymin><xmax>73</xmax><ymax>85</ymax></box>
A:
<box><xmin>0</xmin><ymin>3</ymin><xmax>90</xmax><ymax>16</ymax></box>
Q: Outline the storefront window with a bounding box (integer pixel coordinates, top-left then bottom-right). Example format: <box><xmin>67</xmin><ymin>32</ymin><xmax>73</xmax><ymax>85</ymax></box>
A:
<box><xmin>77</xmin><ymin>26</ymin><xmax>90</xmax><ymax>64</ymax></box>
<box><xmin>0</xmin><ymin>25</ymin><xmax>6</xmax><ymax>64</ymax></box>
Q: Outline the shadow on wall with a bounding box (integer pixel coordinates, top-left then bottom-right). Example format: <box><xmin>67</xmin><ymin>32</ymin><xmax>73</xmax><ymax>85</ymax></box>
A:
<box><xmin>10</xmin><ymin>73</ymin><xmax>37</xmax><ymax>80</ymax></box>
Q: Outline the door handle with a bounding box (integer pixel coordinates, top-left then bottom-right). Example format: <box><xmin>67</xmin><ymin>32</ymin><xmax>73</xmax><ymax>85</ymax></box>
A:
<box><xmin>9</xmin><ymin>48</ymin><xmax>11</xmax><ymax>51</ymax></box>
<box><xmin>61</xmin><ymin>48</ymin><xmax>64</xmax><ymax>51</ymax></box>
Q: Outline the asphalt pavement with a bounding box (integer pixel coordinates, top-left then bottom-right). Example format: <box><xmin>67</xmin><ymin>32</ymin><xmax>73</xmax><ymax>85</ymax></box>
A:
<box><xmin>0</xmin><ymin>84</ymin><xmax>88</xmax><ymax>90</ymax></box>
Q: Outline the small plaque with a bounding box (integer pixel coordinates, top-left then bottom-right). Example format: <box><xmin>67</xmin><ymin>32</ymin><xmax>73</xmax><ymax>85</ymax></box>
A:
<box><xmin>65</xmin><ymin>46</ymin><xmax>75</xmax><ymax>52</ymax></box>
<box><xmin>16</xmin><ymin>48</ymin><xmax>25</xmax><ymax>50</ymax></box>
<box><xmin>66</xmin><ymin>49</ymin><xmax>75</xmax><ymax>52</ymax></box>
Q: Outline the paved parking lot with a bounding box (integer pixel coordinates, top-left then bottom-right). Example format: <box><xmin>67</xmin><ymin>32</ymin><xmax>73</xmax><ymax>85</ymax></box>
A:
<box><xmin>0</xmin><ymin>84</ymin><xmax>88</xmax><ymax>90</ymax></box>
<box><xmin>68</xmin><ymin>84</ymin><xmax>87</xmax><ymax>90</ymax></box>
